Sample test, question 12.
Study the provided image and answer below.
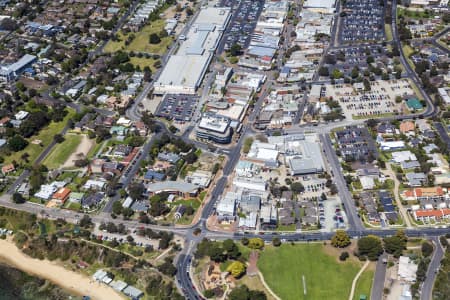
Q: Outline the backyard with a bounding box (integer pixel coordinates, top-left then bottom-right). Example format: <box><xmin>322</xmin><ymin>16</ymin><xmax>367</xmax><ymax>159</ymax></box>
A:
<box><xmin>258</xmin><ymin>243</ymin><xmax>370</xmax><ymax>300</ymax></box>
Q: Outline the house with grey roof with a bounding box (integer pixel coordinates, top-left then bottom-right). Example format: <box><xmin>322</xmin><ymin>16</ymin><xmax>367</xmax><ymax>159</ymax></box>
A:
<box><xmin>405</xmin><ymin>173</ymin><xmax>427</xmax><ymax>187</ymax></box>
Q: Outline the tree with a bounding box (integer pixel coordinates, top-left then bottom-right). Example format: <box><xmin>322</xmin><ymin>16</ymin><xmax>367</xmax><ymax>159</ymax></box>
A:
<box><xmin>53</xmin><ymin>134</ymin><xmax>65</xmax><ymax>143</ymax></box>
<box><xmin>339</xmin><ymin>251</ymin><xmax>349</xmax><ymax>261</ymax></box>
<box><xmin>230</xmin><ymin>43</ymin><xmax>242</xmax><ymax>56</ymax></box>
<box><xmin>318</xmin><ymin>66</ymin><xmax>329</xmax><ymax>77</ymax></box>
<box><xmin>12</xmin><ymin>192</ymin><xmax>26</xmax><ymax>204</ymax></box>
<box><xmin>158</xmin><ymin>261</ymin><xmax>177</xmax><ymax>276</ymax></box>
<box><xmin>223</xmin><ymin>239</ymin><xmax>240</xmax><ymax>259</ymax></box>
<box><xmin>331</xmin><ymin>230</ymin><xmax>351</xmax><ymax>248</ymax></box>
<box><xmin>332</xmin><ymin>69</ymin><xmax>343</xmax><ymax>79</ymax></box>
<box><xmin>439</xmin><ymin>236</ymin><xmax>448</xmax><ymax>248</ymax></box>
<box><xmin>112</xmin><ymin>200</ymin><xmax>123</xmax><ymax>215</ymax></box>
<box><xmin>227</xmin><ymin>261</ymin><xmax>246</xmax><ymax>278</ymax></box>
<box><xmin>149</xmin><ymin>33</ymin><xmax>161</xmax><ymax>44</ymax></box>
<box><xmin>8</xmin><ymin>135</ymin><xmax>28</xmax><ymax>151</ymax></box>
<box><xmin>421</xmin><ymin>241</ymin><xmax>434</xmax><ymax>257</ymax></box>
<box><xmin>357</xmin><ymin>235</ymin><xmax>383</xmax><ymax>261</ymax></box>
<box><xmin>79</xmin><ymin>215</ymin><xmax>92</xmax><ymax>228</ymax></box>
<box><xmin>383</xmin><ymin>235</ymin><xmax>406</xmax><ymax>257</ymax></box>
<box><xmin>128</xmin><ymin>183</ymin><xmax>144</xmax><ymax>200</ymax></box>
<box><xmin>272</xmin><ymin>237</ymin><xmax>281</xmax><ymax>247</ymax></box>
<box><xmin>247</xmin><ymin>238</ymin><xmax>264</xmax><ymax>249</ymax></box>
<box><xmin>290</xmin><ymin>182</ymin><xmax>304</xmax><ymax>193</ymax></box>
<box><xmin>229</xmin><ymin>285</ymin><xmax>267</xmax><ymax>300</ymax></box>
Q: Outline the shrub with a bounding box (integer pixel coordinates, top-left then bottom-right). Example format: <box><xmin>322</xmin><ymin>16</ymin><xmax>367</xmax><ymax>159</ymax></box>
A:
<box><xmin>339</xmin><ymin>251</ymin><xmax>349</xmax><ymax>261</ymax></box>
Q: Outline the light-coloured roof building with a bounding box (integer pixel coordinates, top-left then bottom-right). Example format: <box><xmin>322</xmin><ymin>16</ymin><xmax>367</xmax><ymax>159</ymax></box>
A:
<box><xmin>398</xmin><ymin>256</ymin><xmax>418</xmax><ymax>282</ymax></box>
<box><xmin>392</xmin><ymin>151</ymin><xmax>417</xmax><ymax>163</ymax></box>
<box><xmin>217</xmin><ymin>192</ymin><xmax>237</xmax><ymax>217</ymax></box>
<box><xmin>154</xmin><ymin>7</ymin><xmax>231</xmax><ymax>94</ymax></box>
<box><xmin>147</xmin><ymin>181</ymin><xmax>198</xmax><ymax>195</ymax></box>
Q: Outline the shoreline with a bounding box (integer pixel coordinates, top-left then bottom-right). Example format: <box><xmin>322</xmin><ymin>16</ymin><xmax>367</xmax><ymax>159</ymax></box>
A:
<box><xmin>0</xmin><ymin>238</ymin><xmax>124</xmax><ymax>300</ymax></box>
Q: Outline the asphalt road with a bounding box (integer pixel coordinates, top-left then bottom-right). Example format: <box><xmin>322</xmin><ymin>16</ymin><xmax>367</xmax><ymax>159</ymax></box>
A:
<box><xmin>371</xmin><ymin>253</ymin><xmax>387</xmax><ymax>300</ymax></box>
<box><xmin>420</xmin><ymin>236</ymin><xmax>445</xmax><ymax>300</ymax></box>
<box><xmin>320</xmin><ymin>133</ymin><xmax>364</xmax><ymax>231</ymax></box>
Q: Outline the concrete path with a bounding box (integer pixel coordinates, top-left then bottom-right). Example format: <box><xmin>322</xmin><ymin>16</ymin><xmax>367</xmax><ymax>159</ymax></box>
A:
<box><xmin>257</xmin><ymin>271</ymin><xmax>281</xmax><ymax>300</ymax></box>
<box><xmin>384</xmin><ymin>164</ymin><xmax>413</xmax><ymax>228</ymax></box>
<box><xmin>349</xmin><ymin>260</ymin><xmax>370</xmax><ymax>300</ymax></box>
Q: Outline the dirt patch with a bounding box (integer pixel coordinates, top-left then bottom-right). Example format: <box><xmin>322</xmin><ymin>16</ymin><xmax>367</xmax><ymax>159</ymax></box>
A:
<box><xmin>247</xmin><ymin>251</ymin><xmax>259</xmax><ymax>276</ymax></box>
<box><xmin>62</xmin><ymin>135</ymin><xmax>94</xmax><ymax>168</ymax></box>
<box><xmin>322</xmin><ymin>240</ymin><xmax>359</xmax><ymax>264</ymax></box>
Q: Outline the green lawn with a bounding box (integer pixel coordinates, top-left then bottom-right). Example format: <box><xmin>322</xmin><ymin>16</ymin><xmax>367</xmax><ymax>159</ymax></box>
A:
<box><xmin>353</xmin><ymin>268</ymin><xmax>374</xmax><ymax>300</ymax></box>
<box><xmin>129</xmin><ymin>57</ymin><xmax>158</xmax><ymax>72</ymax></box>
<box><xmin>5</xmin><ymin>109</ymin><xmax>76</xmax><ymax>164</ymax></box>
<box><xmin>385</xmin><ymin>24</ymin><xmax>393</xmax><ymax>42</ymax></box>
<box><xmin>43</xmin><ymin>134</ymin><xmax>82</xmax><ymax>169</ymax></box>
<box><xmin>104</xmin><ymin>19</ymin><xmax>173</xmax><ymax>55</ymax></box>
<box><xmin>86</xmin><ymin>140</ymin><xmax>102</xmax><ymax>159</ymax></box>
<box><xmin>258</xmin><ymin>244</ymin><xmax>362</xmax><ymax>300</ymax></box>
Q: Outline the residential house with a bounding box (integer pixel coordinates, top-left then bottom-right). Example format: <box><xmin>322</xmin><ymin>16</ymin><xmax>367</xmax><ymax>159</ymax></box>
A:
<box><xmin>102</xmin><ymin>162</ymin><xmax>124</xmax><ymax>176</ymax></box>
<box><xmin>399</xmin><ymin>121</ymin><xmax>415</xmax><ymax>135</ymax></box>
<box><xmin>69</xmin><ymin>192</ymin><xmax>85</xmax><ymax>203</ymax></box>
<box><xmin>157</xmin><ymin>152</ymin><xmax>181</xmax><ymax>164</ymax></box>
<box><xmin>82</xmin><ymin>192</ymin><xmax>104</xmax><ymax>208</ymax></box>
<box><xmin>1</xmin><ymin>163</ymin><xmax>15</xmax><ymax>175</ymax></box>
<box><xmin>113</xmin><ymin>145</ymin><xmax>132</xmax><ymax>157</ymax></box>
<box><xmin>133</xmin><ymin>121</ymin><xmax>148</xmax><ymax>136</ymax></box>
<box><xmin>143</xmin><ymin>170</ymin><xmax>166</xmax><ymax>182</ymax></box>
<box><xmin>52</xmin><ymin>187</ymin><xmax>71</xmax><ymax>204</ymax></box>
<box><xmin>174</xmin><ymin>205</ymin><xmax>186</xmax><ymax>220</ymax></box>
<box><xmin>413</xmin><ymin>208</ymin><xmax>450</xmax><ymax>223</ymax></box>
<box><xmin>405</xmin><ymin>173</ymin><xmax>427</xmax><ymax>187</ymax></box>
<box><xmin>377</xmin><ymin>123</ymin><xmax>397</xmax><ymax>135</ymax></box>
<box><xmin>402</xmin><ymin>187</ymin><xmax>446</xmax><ymax>203</ymax></box>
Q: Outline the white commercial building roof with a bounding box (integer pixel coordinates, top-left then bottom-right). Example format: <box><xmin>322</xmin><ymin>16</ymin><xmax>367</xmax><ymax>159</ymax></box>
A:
<box><xmin>303</xmin><ymin>0</ymin><xmax>336</xmax><ymax>9</ymax></box>
<box><xmin>217</xmin><ymin>192</ymin><xmax>237</xmax><ymax>216</ymax></box>
<box><xmin>238</xmin><ymin>211</ymin><xmax>257</xmax><ymax>228</ymax></box>
<box><xmin>154</xmin><ymin>7</ymin><xmax>231</xmax><ymax>94</ymax></box>
<box><xmin>198</xmin><ymin>113</ymin><xmax>230</xmax><ymax>133</ymax></box>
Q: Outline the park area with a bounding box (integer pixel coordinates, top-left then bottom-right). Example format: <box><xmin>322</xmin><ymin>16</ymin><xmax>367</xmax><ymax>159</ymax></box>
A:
<box><xmin>43</xmin><ymin>134</ymin><xmax>94</xmax><ymax>169</ymax></box>
<box><xmin>5</xmin><ymin>109</ymin><xmax>76</xmax><ymax>165</ymax></box>
<box><xmin>104</xmin><ymin>19</ymin><xmax>173</xmax><ymax>55</ymax></box>
<box><xmin>258</xmin><ymin>243</ymin><xmax>374</xmax><ymax>300</ymax></box>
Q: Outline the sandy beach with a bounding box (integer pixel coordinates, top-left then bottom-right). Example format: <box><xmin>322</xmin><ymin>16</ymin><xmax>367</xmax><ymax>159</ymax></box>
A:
<box><xmin>0</xmin><ymin>238</ymin><xmax>124</xmax><ymax>300</ymax></box>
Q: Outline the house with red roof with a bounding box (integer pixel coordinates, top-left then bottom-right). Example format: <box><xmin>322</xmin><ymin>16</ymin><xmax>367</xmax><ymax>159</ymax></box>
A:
<box><xmin>413</xmin><ymin>208</ymin><xmax>450</xmax><ymax>223</ymax></box>
<box><xmin>402</xmin><ymin>187</ymin><xmax>446</xmax><ymax>202</ymax></box>
<box><xmin>52</xmin><ymin>187</ymin><xmax>71</xmax><ymax>204</ymax></box>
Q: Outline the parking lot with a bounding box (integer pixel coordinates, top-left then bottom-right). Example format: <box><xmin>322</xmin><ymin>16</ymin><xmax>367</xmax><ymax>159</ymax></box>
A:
<box><xmin>322</xmin><ymin>197</ymin><xmax>347</xmax><ymax>231</ymax></box>
<box><xmin>325</xmin><ymin>79</ymin><xmax>417</xmax><ymax>119</ymax></box>
<box><xmin>326</xmin><ymin>44</ymin><xmax>390</xmax><ymax>77</ymax></box>
<box><xmin>155</xmin><ymin>94</ymin><xmax>198</xmax><ymax>122</ymax></box>
<box><xmin>340</xmin><ymin>0</ymin><xmax>385</xmax><ymax>43</ymax></box>
<box><xmin>219</xmin><ymin>0</ymin><xmax>264</xmax><ymax>51</ymax></box>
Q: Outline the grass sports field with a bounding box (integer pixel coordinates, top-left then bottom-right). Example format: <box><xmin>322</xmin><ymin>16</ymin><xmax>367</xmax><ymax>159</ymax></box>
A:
<box><xmin>258</xmin><ymin>243</ymin><xmax>370</xmax><ymax>300</ymax></box>
<box><xmin>43</xmin><ymin>134</ymin><xmax>82</xmax><ymax>169</ymax></box>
